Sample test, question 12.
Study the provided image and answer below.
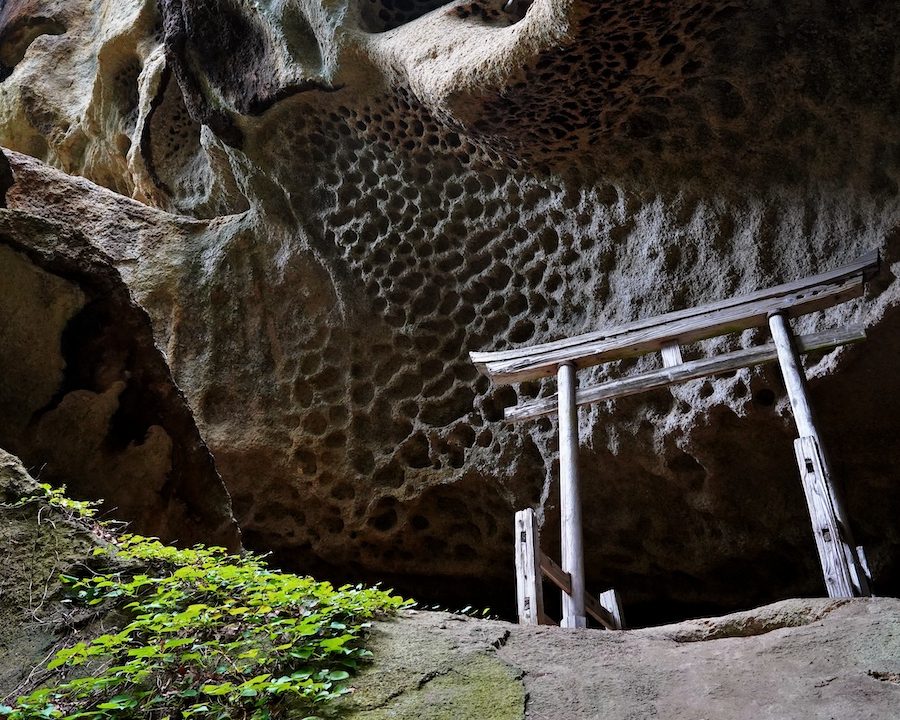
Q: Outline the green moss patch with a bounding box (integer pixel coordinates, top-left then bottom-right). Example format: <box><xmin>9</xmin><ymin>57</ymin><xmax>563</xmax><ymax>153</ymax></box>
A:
<box><xmin>345</xmin><ymin>653</ymin><xmax>524</xmax><ymax>720</ymax></box>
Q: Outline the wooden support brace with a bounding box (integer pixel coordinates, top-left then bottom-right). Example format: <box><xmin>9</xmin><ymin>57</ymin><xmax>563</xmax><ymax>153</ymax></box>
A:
<box><xmin>770</xmin><ymin>313</ymin><xmax>871</xmax><ymax>596</ymax></box>
<box><xmin>505</xmin><ymin>326</ymin><xmax>865</xmax><ymax>423</ymax></box>
<box><xmin>584</xmin><ymin>594</ymin><xmax>618</xmax><ymax>630</ymax></box>
<box><xmin>514</xmin><ymin>509</ymin><xmax>545</xmax><ymax>625</ymax></box>
<box><xmin>845</xmin><ymin>546</ymin><xmax>868</xmax><ymax>596</ymax></box>
<box><xmin>856</xmin><ymin>546</ymin><xmax>873</xmax><ymax>586</ymax></box>
<box><xmin>537</xmin><ymin>551</ymin><xmax>624</xmax><ymax>630</ymax></box>
<box><xmin>539</xmin><ymin>551</ymin><xmax>571</xmax><ymax>594</ymax></box>
<box><xmin>793</xmin><ymin>437</ymin><xmax>856</xmax><ymax>598</ymax></box>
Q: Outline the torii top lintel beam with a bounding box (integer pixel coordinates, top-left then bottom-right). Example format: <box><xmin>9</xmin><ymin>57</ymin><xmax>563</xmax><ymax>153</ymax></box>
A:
<box><xmin>469</xmin><ymin>249</ymin><xmax>879</xmax><ymax>386</ymax></box>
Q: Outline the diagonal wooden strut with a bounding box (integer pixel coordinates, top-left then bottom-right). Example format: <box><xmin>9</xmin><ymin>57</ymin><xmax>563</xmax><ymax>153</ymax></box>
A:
<box><xmin>794</xmin><ymin>437</ymin><xmax>857</xmax><ymax>597</ymax></box>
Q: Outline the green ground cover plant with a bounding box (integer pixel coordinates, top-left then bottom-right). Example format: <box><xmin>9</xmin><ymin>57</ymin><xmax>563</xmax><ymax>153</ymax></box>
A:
<box><xmin>1</xmin><ymin>485</ymin><xmax>410</xmax><ymax>720</ymax></box>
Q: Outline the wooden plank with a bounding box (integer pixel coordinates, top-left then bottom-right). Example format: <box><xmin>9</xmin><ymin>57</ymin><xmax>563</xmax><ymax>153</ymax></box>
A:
<box><xmin>514</xmin><ymin>509</ymin><xmax>545</xmax><ymax>625</ymax></box>
<box><xmin>476</xmin><ymin>273</ymin><xmax>867</xmax><ymax>384</ymax></box>
<box><xmin>769</xmin><ymin>314</ymin><xmax>870</xmax><ymax>596</ymax></box>
<box><xmin>539</xmin><ymin>550</ymin><xmax>572</xmax><ymax>594</ymax></box>
<box><xmin>584</xmin><ymin>592</ymin><xmax>618</xmax><ymax>630</ymax></box>
<box><xmin>557</xmin><ymin>363</ymin><xmax>587</xmax><ymax>629</ymax></box>
<box><xmin>794</xmin><ymin>437</ymin><xmax>856</xmax><ymax>598</ymax></box>
<box><xmin>599</xmin><ymin>588</ymin><xmax>626</xmax><ymax>630</ymax></box>
<box><xmin>660</xmin><ymin>341</ymin><xmax>683</xmax><ymax>368</ymax></box>
<box><xmin>470</xmin><ymin>249</ymin><xmax>877</xmax><ymax>379</ymax></box>
<box><xmin>505</xmin><ymin>326</ymin><xmax>865</xmax><ymax>423</ymax></box>
<box><xmin>539</xmin><ymin>551</ymin><xmax>621</xmax><ymax>630</ymax></box>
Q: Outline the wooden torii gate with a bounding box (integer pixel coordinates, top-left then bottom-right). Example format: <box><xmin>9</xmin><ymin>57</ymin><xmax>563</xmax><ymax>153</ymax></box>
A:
<box><xmin>470</xmin><ymin>250</ymin><xmax>878</xmax><ymax>629</ymax></box>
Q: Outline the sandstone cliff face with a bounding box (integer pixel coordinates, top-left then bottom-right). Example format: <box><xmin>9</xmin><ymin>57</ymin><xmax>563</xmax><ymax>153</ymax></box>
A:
<box><xmin>0</xmin><ymin>153</ymin><xmax>239</xmax><ymax>548</ymax></box>
<box><xmin>1</xmin><ymin>0</ymin><xmax>898</xmax><ymax>622</ymax></box>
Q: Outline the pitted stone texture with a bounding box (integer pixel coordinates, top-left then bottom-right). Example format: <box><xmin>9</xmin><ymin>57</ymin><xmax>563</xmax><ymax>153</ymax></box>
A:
<box><xmin>0</xmin><ymin>0</ymin><xmax>899</xmax><ymax>622</ymax></box>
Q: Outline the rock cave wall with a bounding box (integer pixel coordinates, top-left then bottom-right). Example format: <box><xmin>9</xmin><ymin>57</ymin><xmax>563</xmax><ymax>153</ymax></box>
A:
<box><xmin>0</xmin><ymin>152</ymin><xmax>239</xmax><ymax>548</ymax></box>
<box><xmin>1</xmin><ymin>0</ymin><xmax>899</xmax><ymax>624</ymax></box>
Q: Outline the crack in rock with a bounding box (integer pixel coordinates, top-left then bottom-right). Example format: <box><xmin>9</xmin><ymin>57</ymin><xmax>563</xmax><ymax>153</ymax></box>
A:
<box><xmin>868</xmin><ymin>670</ymin><xmax>900</xmax><ymax>685</ymax></box>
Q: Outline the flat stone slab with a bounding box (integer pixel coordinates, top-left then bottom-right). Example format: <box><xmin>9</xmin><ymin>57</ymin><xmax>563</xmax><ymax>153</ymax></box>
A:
<box><xmin>344</xmin><ymin>598</ymin><xmax>900</xmax><ymax>719</ymax></box>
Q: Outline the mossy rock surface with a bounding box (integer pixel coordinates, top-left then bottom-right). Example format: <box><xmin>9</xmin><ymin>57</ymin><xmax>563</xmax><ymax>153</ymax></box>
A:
<box><xmin>0</xmin><ymin>449</ymin><xmax>101</xmax><ymax>695</ymax></box>
<box><xmin>338</xmin><ymin>612</ymin><xmax>525</xmax><ymax>720</ymax></box>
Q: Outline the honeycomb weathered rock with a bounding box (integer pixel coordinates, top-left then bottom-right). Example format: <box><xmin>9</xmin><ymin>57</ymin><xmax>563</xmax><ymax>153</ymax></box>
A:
<box><xmin>1</xmin><ymin>0</ymin><xmax>899</xmax><ymax>623</ymax></box>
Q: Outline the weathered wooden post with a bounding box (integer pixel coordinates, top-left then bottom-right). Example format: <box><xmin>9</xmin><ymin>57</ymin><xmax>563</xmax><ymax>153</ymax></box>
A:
<box><xmin>557</xmin><ymin>362</ymin><xmax>587</xmax><ymax>628</ymax></box>
<box><xmin>768</xmin><ymin>310</ymin><xmax>870</xmax><ymax>597</ymax></box>
<box><xmin>793</xmin><ymin>437</ymin><xmax>857</xmax><ymax>597</ymax></box>
<box><xmin>660</xmin><ymin>340</ymin><xmax>684</xmax><ymax>368</ymax></box>
<box><xmin>514</xmin><ymin>508</ymin><xmax>544</xmax><ymax>625</ymax></box>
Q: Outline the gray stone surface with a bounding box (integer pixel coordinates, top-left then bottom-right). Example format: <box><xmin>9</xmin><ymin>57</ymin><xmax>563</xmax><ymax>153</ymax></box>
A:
<box><xmin>350</xmin><ymin>599</ymin><xmax>900</xmax><ymax>719</ymax></box>
<box><xmin>0</xmin><ymin>0</ymin><xmax>898</xmax><ymax>621</ymax></box>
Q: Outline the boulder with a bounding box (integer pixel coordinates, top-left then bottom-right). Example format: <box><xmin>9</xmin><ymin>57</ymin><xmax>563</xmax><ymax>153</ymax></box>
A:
<box><xmin>0</xmin><ymin>198</ymin><xmax>239</xmax><ymax>549</ymax></box>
